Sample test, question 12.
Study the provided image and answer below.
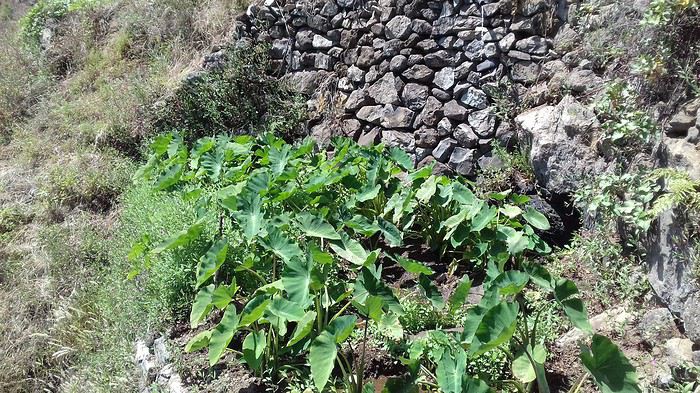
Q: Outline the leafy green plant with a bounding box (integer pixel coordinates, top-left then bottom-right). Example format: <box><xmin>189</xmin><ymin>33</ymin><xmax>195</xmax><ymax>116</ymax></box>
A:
<box><xmin>133</xmin><ymin>134</ymin><xmax>639</xmax><ymax>392</ymax></box>
<box><xmin>643</xmin><ymin>0</ymin><xmax>697</xmax><ymax>26</ymax></box>
<box><xmin>19</xmin><ymin>0</ymin><xmax>101</xmax><ymax>48</ymax></box>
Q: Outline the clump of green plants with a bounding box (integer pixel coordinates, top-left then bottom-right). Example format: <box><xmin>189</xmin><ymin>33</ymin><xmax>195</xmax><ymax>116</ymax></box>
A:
<box><xmin>643</xmin><ymin>0</ymin><xmax>697</xmax><ymax>26</ymax></box>
<box><xmin>133</xmin><ymin>134</ymin><xmax>640</xmax><ymax>393</ymax></box>
<box><xmin>151</xmin><ymin>43</ymin><xmax>306</xmax><ymax>141</ymax></box>
<box><xmin>476</xmin><ymin>143</ymin><xmax>534</xmax><ymax>196</ymax></box>
<box><xmin>19</xmin><ymin>0</ymin><xmax>101</xmax><ymax>48</ymax></box>
<box><xmin>595</xmin><ymin>82</ymin><xmax>658</xmax><ymax>159</ymax></box>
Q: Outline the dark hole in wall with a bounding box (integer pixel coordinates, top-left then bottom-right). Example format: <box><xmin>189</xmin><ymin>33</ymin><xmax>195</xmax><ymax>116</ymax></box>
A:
<box><xmin>533</xmin><ymin>192</ymin><xmax>582</xmax><ymax>248</ymax></box>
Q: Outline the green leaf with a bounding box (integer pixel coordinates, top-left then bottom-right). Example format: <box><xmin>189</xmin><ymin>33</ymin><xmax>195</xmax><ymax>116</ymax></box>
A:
<box><xmin>309</xmin><ymin>330</ymin><xmax>338</xmax><ymax>391</ymax></box>
<box><xmin>296</xmin><ymin>213</ymin><xmax>341</xmax><ymax>240</ymax></box>
<box><xmin>268</xmin><ymin>297</ymin><xmax>305</xmax><ymax>322</ymax></box>
<box><xmin>328</xmin><ymin>315</ymin><xmax>358</xmax><ymax>343</ymax></box>
<box><xmin>239</xmin><ymin>296</ymin><xmax>271</xmax><ymax>327</ymax></box>
<box><xmin>261</xmin><ymin>228</ymin><xmax>304</xmax><ymax>263</ymax></box>
<box><xmin>208</xmin><ymin>304</ymin><xmax>239</xmax><ymax>366</ymax></box>
<box><xmin>523</xmin><ymin>208</ymin><xmax>551</xmax><ymax>230</ymax></box>
<box><xmin>378</xmin><ymin>217</ymin><xmax>403</xmax><ymax>247</ymax></box>
<box><xmin>236</xmin><ymin>195</ymin><xmax>264</xmax><ymax>242</ymax></box>
<box><xmin>329</xmin><ymin>233</ymin><xmax>370</xmax><ymax>266</ymax></box>
<box><xmin>506</xmin><ymin>229</ymin><xmax>529</xmax><ymax>255</ymax></box>
<box><xmin>288</xmin><ymin>311</ymin><xmax>317</xmax><ymax>346</ymax></box>
<box><xmin>357</xmin><ymin>184</ymin><xmax>381</xmax><ymax>202</ymax></box>
<box><xmin>310</xmin><ymin>243</ymin><xmax>334</xmax><ymax>264</ymax></box>
<box><xmin>470</xmin><ymin>301</ymin><xmax>519</xmax><ymax>356</ymax></box>
<box><xmin>448</xmin><ymin>276</ymin><xmax>472</xmax><ymax>312</ymax></box>
<box><xmin>471</xmin><ymin>205</ymin><xmax>497</xmax><ymax>232</ymax></box>
<box><xmin>500</xmin><ymin>204</ymin><xmax>523</xmax><ymax>218</ymax></box>
<box><xmin>185</xmin><ymin>330</ymin><xmax>212</xmax><ymax>353</ymax></box>
<box><xmin>581</xmin><ymin>335</ymin><xmax>641</xmax><ymax>393</ymax></box>
<box><xmin>152</xmin><ymin>221</ymin><xmax>204</xmax><ymax>254</ymax></box>
<box><xmin>419</xmin><ymin>275</ymin><xmax>445</xmax><ymax>310</ymax></box>
<box><xmin>416</xmin><ymin>175</ymin><xmax>438</xmax><ymax>203</ymax></box>
<box><xmin>211</xmin><ymin>282</ymin><xmax>238</xmax><ymax>309</ymax></box>
<box><xmin>155</xmin><ymin>163</ymin><xmax>183</xmax><ymax>190</ymax></box>
<box><xmin>196</xmin><ymin>239</ymin><xmax>229</xmax><ymax>287</ymax></box>
<box><xmin>201</xmin><ymin>149</ymin><xmax>224</xmax><ymax>180</ymax></box>
<box><xmin>554</xmin><ymin>279</ymin><xmax>592</xmax><ymax>333</ymax></box>
<box><xmin>436</xmin><ymin>347</ymin><xmax>467</xmax><ymax>393</ymax></box>
<box><xmin>190</xmin><ymin>285</ymin><xmax>215</xmax><ymax>328</ymax></box>
<box><xmin>394</xmin><ymin>255</ymin><xmax>434</xmax><ymax>275</ymax></box>
<box><xmin>512</xmin><ymin>344</ymin><xmax>547</xmax><ymax>383</ymax></box>
<box><xmin>490</xmin><ymin>271</ymin><xmax>529</xmax><ymax>296</ymax></box>
<box><xmin>390</xmin><ymin>147</ymin><xmax>414</xmax><ymax>170</ymax></box>
<box><xmin>269</xmin><ymin>145</ymin><xmax>291</xmax><ymax>175</ymax></box>
<box><xmin>282</xmin><ymin>257</ymin><xmax>312</xmax><ymax>306</ymax></box>
<box><xmin>346</xmin><ymin>215</ymin><xmax>381</xmax><ymax>236</ymax></box>
<box><xmin>379</xmin><ymin>313</ymin><xmax>404</xmax><ymax>340</ymax></box>
<box><xmin>242</xmin><ymin>330</ymin><xmax>266</xmax><ymax>371</ymax></box>
<box><xmin>462</xmin><ymin>377</ymin><xmax>492</xmax><ymax>393</ymax></box>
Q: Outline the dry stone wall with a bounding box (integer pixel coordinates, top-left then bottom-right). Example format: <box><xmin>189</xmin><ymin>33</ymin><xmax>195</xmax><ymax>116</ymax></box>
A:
<box><xmin>234</xmin><ymin>0</ymin><xmax>568</xmax><ymax>175</ymax></box>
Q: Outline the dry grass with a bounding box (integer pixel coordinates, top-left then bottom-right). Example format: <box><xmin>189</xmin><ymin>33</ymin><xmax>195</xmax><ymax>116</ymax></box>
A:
<box><xmin>0</xmin><ymin>0</ymin><xmax>248</xmax><ymax>391</ymax></box>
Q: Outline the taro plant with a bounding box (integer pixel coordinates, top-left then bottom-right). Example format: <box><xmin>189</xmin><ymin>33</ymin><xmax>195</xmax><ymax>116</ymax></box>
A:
<box><xmin>131</xmin><ymin>133</ymin><xmax>640</xmax><ymax>392</ymax></box>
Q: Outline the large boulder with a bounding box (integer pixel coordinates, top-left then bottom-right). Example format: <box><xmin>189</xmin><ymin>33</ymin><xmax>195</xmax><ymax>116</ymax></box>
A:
<box><xmin>515</xmin><ymin>95</ymin><xmax>605</xmax><ymax>195</ymax></box>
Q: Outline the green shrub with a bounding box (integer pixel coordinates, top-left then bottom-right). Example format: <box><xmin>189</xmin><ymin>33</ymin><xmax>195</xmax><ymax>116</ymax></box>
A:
<box><xmin>19</xmin><ymin>0</ymin><xmax>101</xmax><ymax>48</ymax></box>
<box><xmin>151</xmin><ymin>43</ymin><xmax>306</xmax><ymax>141</ymax></box>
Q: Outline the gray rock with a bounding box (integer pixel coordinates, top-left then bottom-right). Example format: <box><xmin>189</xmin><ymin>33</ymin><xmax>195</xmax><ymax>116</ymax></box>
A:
<box><xmin>312</xmin><ymin>34</ymin><xmax>334</xmax><ymax>49</ymax></box>
<box><xmin>337</xmin><ymin>0</ymin><xmax>356</xmax><ymax>8</ymax></box>
<box><xmin>401</xmin><ymin>83</ymin><xmax>430</xmax><ymax>111</ymax></box>
<box><xmin>411</xmin><ymin>19</ymin><xmax>433</xmax><ymax>35</ymax></box>
<box><xmin>515</xmin><ymin>96</ymin><xmax>604</xmax><ymax>195</ymax></box>
<box><xmin>416</xmin><ymin>127</ymin><xmax>440</xmax><ymax>148</ymax></box>
<box><xmin>454</xmin><ymin>62</ymin><xmax>473</xmax><ymax>80</ymax></box>
<box><xmin>296</xmin><ymin>30</ymin><xmax>315</xmax><ymax>50</ymax></box>
<box><xmin>386</xmin><ymin>15</ymin><xmax>412</xmax><ymax>39</ymax></box>
<box><xmin>509</xmin><ymin>50</ymin><xmax>532</xmax><ymax>61</ymax></box>
<box><xmin>314</xmin><ymin>53</ymin><xmax>335</xmax><ymax>70</ymax></box>
<box><xmin>381</xmin><ymin>105</ymin><xmax>415</xmax><ymax>129</ymax></box>
<box><xmin>433</xmin><ymin>67</ymin><xmax>455</xmax><ymax>90</ymax></box>
<box><xmin>368</xmin><ymin>73</ymin><xmax>401</xmax><ymax>105</ymax></box>
<box><xmin>425</xmin><ymin>50</ymin><xmax>453</xmax><ymax>68</ymax></box>
<box><xmin>389</xmin><ymin>55</ymin><xmax>409</xmax><ymax>72</ymax></box>
<box><xmin>416</xmin><ymin>39</ymin><xmax>439</xmax><ymax>52</ymax></box>
<box><xmin>432</xmin><ymin>88</ymin><xmax>451</xmax><ymax>102</ymax></box>
<box><xmin>437</xmin><ymin>117</ymin><xmax>452</xmax><ymax>137</ymax></box>
<box><xmin>464</xmin><ymin>40</ymin><xmax>485</xmax><ymax>61</ymax></box>
<box><xmin>564</xmin><ymin>69</ymin><xmax>604</xmax><ymax>93</ymax></box>
<box><xmin>356</xmin><ymin>46</ymin><xmax>377</xmax><ymax>68</ymax></box>
<box><xmin>356</xmin><ymin>105</ymin><xmax>384</xmax><ymax>124</ymax></box>
<box><xmin>443</xmin><ymin>100</ymin><xmax>469</xmax><ymax>121</ymax></box>
<box><xmin>347</xmin><ymin>65</ymin><xmax>365</xmax><ymax>82</ymax></box>
<box><xmin>454</xmin><ymin>124</ymin><xmax>479</xmax><ymax>147</ymax></box>
<box><xmin>511</xmin><ymin>61</ymin><xmax>541</xmax><ymax>84</ymax></box>
<box><xmin>449</xmin><ymin>147</ymin><xmax>475</xmax><ymax>176</ymax></box>
<box><xmin>343</xmin><ymin>119</ymin><xmax>362</xmax><ymax>136</ymax></box>
<box><xmin>382</xmin><ymin>130</ymin><xmax>416</xmax><ymax>152</ymax></box>
<box><xmin>637</xmin><ymin>308</ymin><xmax>679</xmax><ymax>344</ymax></box>
<box><xmin>415</xmin><ymin>147</ymin><xmax>433</xmax><ymax>163</ymax></box>
<box><xmin>483</xmin><ymin>43</ymin><xmax>499</xmax><ymax>58</ymax></box>
<box><xmin>477</xmin><ymin>154</ymin><xmax>505</xmax><ymax>172</ymax></box>
<box><xmin>667</xmin><ymin>98</ymin><xmax>700</xmax><ymax>136</ymax></box>
<box><xmin>345</xmin><ymin>89</ymin><xmax>370</xmax><ymax>111</ymax></box>
<box><xmin>554</xmin><ymin>23</ymin><xmax>580</xmax><ymax>53</ymax></box>
<box><xmin>468</xmin><ymin>108</ymin><xmax>496</xmax><ymax>137</ymax></box>
<box><xmin>285</xmin><ymin>70</ymin><xmax>330</xmax><ymax>94</ymax></box>
<box><xmin>402</xmin><ymin>64</ymin><xmax>435</xmax><ymax>82</ymax></box>
<box><xmin>498</xmin><ymin>32</ymin><xmax>516</xmax><ymax>51</ymax></box>
<box><xmin>415</xmin><ymin>96</ymin><xmax>443</xmax><ymax>127</ymax></box>
<box><xmin>460</xmin><ymin>87</ymin><xmax>489</xmax><ymax>110</ymax></box>
<box><xmin>357</xmin><ymin>127</ymin><xmax>380</xmax><ymax>146</ymax></box>
<box><xmin>433</xmin><ymin>138</ymin><xmax>458</xmax><ymax>162</ymax></box>
<box><xmin>510</xmin><ymin>14</ymin><xmax>546</xmax><ymax>35</ymax></box>
<box><xmin>476</xmin><ymin>60</ymin><xmax>497</xmax><ymax>73</ymax></box>
<box><xmin>687</xmin><ymin>127</ymin><xmax>700</xmax><ymax>144</ymax></box>
<box><xmin>515</xmin><ymin>36</ymin><xmax>549</xmax><ymax>55</ymax></box>
<box><xmin>520</xmin><ymin>0</ymin><xmax>549</xmax><ymax>16</ymax></box>
<box><xmin>664</xmin><ymin>338</ymin><xmax>694</xmax><ymax>368</ymax></box>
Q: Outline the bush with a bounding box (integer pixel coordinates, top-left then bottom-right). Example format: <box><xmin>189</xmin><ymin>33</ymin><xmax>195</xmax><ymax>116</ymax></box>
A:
<box><xmin>151</xmin><ymin>43</ymin><xmax>307</xmax><ymax>141</ymax></box>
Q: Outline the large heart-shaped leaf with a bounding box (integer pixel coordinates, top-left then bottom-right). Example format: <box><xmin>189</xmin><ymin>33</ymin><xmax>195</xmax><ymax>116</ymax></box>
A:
<box><xmin>208</xmin><ymin>305</ymin><xmax>239</xmax><ymax>366</ymax></box>
<box><xmin>190</xmin><ymin>285</ymin><xmax>215</xmax><ymax>328</ymax></box>
<box><xmin>581</xmin><ymin>335</ymin><xmax>641</xmax><ymax>393</ymax></box>
<box><xmin>394</xmin><ymin>255</ymin><xmax>434</xmax><ymax>275</ymax></box>
<box><xmin>287</xmin><ymin>310</ymin><xmax>317</xmax><ymax>347</ymax></box>
<box><xmin>378</xmin><ymin>217</ymin><xmax>403</xmax><ymax>247</ymax></box>
<box><xmin>242</xmin><ymin>330</ymin><xmax>267</xmax><ymax>371</ymax></box>
<box><xmin>523</xmin><ymin>207</ymin><xmax>551</xmax><ymax>230</ymax></box>
<box><xmin>296</xmin><ymin>213</ymin><xmax>341</xmax><ymax>240</ymax></box>
<box><xmin>239</xmin><ymin>295</ymin><xmax>271</xmax><ymax>327</ymax></box>
<box><xmin>261</xmin><ymin>228</ymin><xmax>304</xmax><ymax>263</ymax></box>
<box><xmin>470</xmin><ymin>301</ymin><xmax>519</xmax><ymax>356</ymax></box>
<box><xmin>196</xmin><ymin>239</ymin><xmax>228</xmax><ymax>287</ymax></box>
<box><xmin>282</xmin><ymin>256</ymin><xmax>312</xmax><ymax>306</ymax></box>
<box><xmin>309</xmin><ymin>330</ymin><xmax>338</xmax><ymax>391</ymax></box>
<box><xmin>152</xmin><ymin>221</ymin><xmax>204</xmax><ymax>254</ymax></box>
<box><xmin>329</xmin><ymin>233</ymin><xmax>370</xmax><ymax>266</ymax></box>
<box><xmin>436</xmin><ymin>347</ymin><xmax>467</xmax><ymax>393</ymax></box>
<box><xmin>328</xmin><ymin>315</ymin><xmax>358</xmax><ymax>343</ymax></box>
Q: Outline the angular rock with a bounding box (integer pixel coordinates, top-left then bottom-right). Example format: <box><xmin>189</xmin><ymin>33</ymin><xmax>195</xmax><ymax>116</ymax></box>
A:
<box><xmin>345</xmin><ymin>89</ymin><xmax>370</xmax><ymax>111</ymax></box>
<box><xmin>356</xmin><ymin>105</ymin><xmax>384</xmax><ymax>124</ymax></box>
<box><xmin>460</xmin><ymin>87</ymin><xmax>489</xmax><ymax>110</ymax></box>
<box><xmin>515</xmin><ymin>96</ymin><xmax>605</xmax><ymax>194</ymax></box>
<box><xmin>401</xmin><ymin>83</ymin><xmax>430</xmax><ymax>111</ymax></box>
<box><xmin>432</xmin><ymin>138</ymin><xmax>457</xmax><ymax>162</ymax></box>
<box><xmin>564</xmin><ymin>69</ymin><xmax>604</xmax><ymax>93</ymax></box>
<box><xmin>285</xmin><ymin>70</ymin><xmax>330</xmax><ymax>94</ymax></box>
<box><xmin>425</xmin><ymin>50</ymin><xmax>453</xmax><ymax>68</ymax></box>
<box><xmin>415</xmin><ymin>127</ymin><xmax>440</xmax><ymax>148</ymax></box>
<box><xmin>367</xmin><ymin>73</ymin><xmax>402</xmax><ymax>105</ymax></box>
<box><xmin>386</xmin><ymin>15</ymin><xmax>412</xmax><ymax>39</ymax></box>
<box><xmin>498</xmin><ymin>32</ymin><xmax>516</xmax><ymax>51</ymax></box>
<box><xmin>448</xmin><ymin>147</ymin><xmax>475</xmax><ymax>176</ymax></box>
<box><xmin>515</xmin><ymin>36</ymin><xmax>549</xmax><ymax>55</ymax></box>
<box><xmin>432</xmin><ymin>88</ymin><xmax>451</xmax><ymax>102</ymax></box>
<box><xmin>468</xmin><ymin>108</ymin><xmax>496</xmax><ymax>137</ymax></box>
<box><xmin>357</xmin><ymin>127</ymin><xmax>380</xmax><ymax>146</ymax></box>
<box><xmin>312</xmin><ymin>34</ymin><xmax>334</xmax><ymax>49</ymax></box>
<box><xmin>381</xmin><ymin>105</ymin><xmax>415</xmax><ymax>129</ymax></box>
<box><xmin>437</xmin><ymin>117</ymin><xmax>452</xmax><ymax>137</ymax></box>
<box><xmin>638</xmin><ymin>308</ymin><xmax>679</xmax><ymax>344</ymax></box>
<box><xmin>402</xmin><ymin>64</ymin><xmax>435</xmax><ymax>82</ymax></box>
<box><xmin>356</xmin><ymin>46</ymin><xmax>377</xmax><ymax>68</ymax></box>
<box><xmin>389</xmin><ymin>55</ymin><xmax>409</xmax><ymax>72</ymax></box>
<box><xmin>454</xmin><ymin>124</ymin><xmax>479</xmax><ymax>147</ymax></box>
<box><xmin>511</xmin><ymin>61</ymin><xmax>541</xmax><ymax>84</ymax></box>
<box><xmin>433</xmin><ymin>67</ymin><xmax>455</xmax><ymax>90</ymax></box>
<box><xmin>443</xmin><ymin>100</ymin><xmax>469</xmax><ymax>121</ymax></box>
<box><xmin>347</xmin><ymin>65</ymin><xmax>365</xmax><ymax>82</ymax></box>
<box><xmin>382</xmin><ymin>130</ymin><xmax>416</xmax><ymax>152</ymax></box>
<box><xmin>415</xmin><ymin>96</ymin><xmax>443</xmax><ymax>127</ymax></box>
